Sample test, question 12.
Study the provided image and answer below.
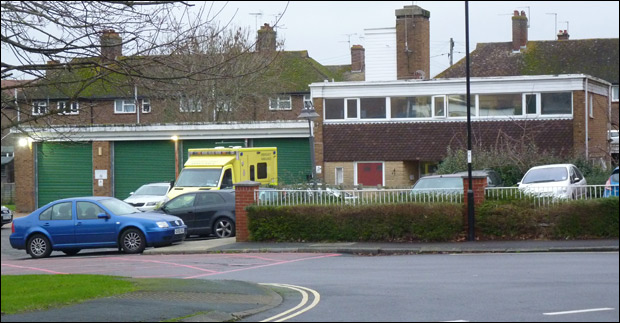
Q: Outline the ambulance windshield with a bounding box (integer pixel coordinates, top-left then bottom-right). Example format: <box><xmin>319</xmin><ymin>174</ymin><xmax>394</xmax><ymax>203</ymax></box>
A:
<box><xmin>175</xmin><ymin>168</ymin><xmax>222</xmax><ymax>187</ymax></box>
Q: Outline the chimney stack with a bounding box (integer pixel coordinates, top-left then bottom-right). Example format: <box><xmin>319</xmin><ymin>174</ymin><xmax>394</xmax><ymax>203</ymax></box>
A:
<box><xmin>351</xmin><ymin>45</ymin><xmax>365</xmax><ymax>72</ymax></box>
<box><xmin>557</xmin><ymin>30</ymin><xmax>570</xmax><ymax>40</ymax></box>
<box><xmin>511</xmin><ymin>10</ymin><xmax>528</xmax><ymax>52</ymax></box>
<box><xmin>256</xmin><ymin>23</ymin><xmax>277</xmax><ymax>52</ymax></box>
<box><xmin>395</xmin><ymin>5</ymin><xmax>430</xmax><ymax>80</ymax></box>
<box><xmin>100</xmin><ymin>30</ymin><xmax>122</xmax><ymax>60</ymax></box>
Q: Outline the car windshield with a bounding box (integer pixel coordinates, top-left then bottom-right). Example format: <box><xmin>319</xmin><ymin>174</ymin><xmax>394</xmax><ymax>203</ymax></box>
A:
<box><xmin>412</xmin><ymin>177</ymin><xmax>463</xmax><ymax>190</ymax></box>
<box><xmin>522</xmin><ymin>167</ymin><xmax>568</xmax><ymax>184</ymax></box>
<box><xmin>100</xmin><ymin>198</ymin><xmax>141</xmax><ymax>215</ymax></box>
<box><xmin>175</xmin><ymin>168</ymin><xmax>222</xmax><ymax>187</ymax></box>
<box><xmin>134</xmin><ymin>185</ymin><xmax>169</xmax><ymax>196</ymax></box>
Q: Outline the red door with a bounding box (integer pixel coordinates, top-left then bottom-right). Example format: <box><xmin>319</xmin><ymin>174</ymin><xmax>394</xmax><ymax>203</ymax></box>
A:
<box><xmin>357</xmin><ymin>162</ymin><xmax>383</xmax><ymax>186</ymax></box>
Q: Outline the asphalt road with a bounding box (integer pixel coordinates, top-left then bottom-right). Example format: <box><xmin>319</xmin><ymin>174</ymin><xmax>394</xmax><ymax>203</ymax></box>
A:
<box><xmin>2</xmin><ymin>225</ymin><xmax>618</xmax><ymax>322</ymax></box>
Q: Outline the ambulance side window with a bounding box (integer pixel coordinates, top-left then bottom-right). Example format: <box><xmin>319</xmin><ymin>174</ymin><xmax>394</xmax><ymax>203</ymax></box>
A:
<box><xmin>250</xmin><ymin>165</ymin><xmax>255</xmax><ymax>181</ymax></box>
<box><xmin>257</xmin><ymin>163</ymin><xmax>267</xmax><ymax>179</ymax></box>
<box><xmin>221</xmin><ymin>169</ymin><xmax>233</xmax><ymax>189</ymax></box>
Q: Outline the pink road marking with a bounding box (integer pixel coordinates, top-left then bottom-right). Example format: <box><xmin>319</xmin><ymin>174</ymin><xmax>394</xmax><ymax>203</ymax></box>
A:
<box><xmin>184</xmin><ymin>253</ymin><xmax>342</xmax><ymax>279</ymax></box>
<box><xmin>1</xmin><ymin>263</ymin><xmax>68</xmax><ymax>275</ymax></box>
<box><xmin>107</xmin><ymin>257</ymin><xmax>220</xmax><ymax>273</ymax></box>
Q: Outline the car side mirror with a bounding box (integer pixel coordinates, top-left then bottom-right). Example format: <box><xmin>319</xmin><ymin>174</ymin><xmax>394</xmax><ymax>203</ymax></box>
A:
<box><xmin>97</xmin><ymin>213</ymin><xmax>110</xmax><ymax>219</ymax></box>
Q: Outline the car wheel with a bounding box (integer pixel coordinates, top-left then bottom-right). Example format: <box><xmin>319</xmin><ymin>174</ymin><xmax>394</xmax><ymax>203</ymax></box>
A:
<box><xmin>62</xmin><ymin>249</ymin><xmax>81</xmax><ymax>256</ymax></box>
<box><xmin>27</xmin><ymin>234</ymin><xmax>52</xmax><ymax>259</ymax></box>
<box><xmin>120</xmin><ymin>228</ymin><xmax>146</xmax><ymax>254</ymax></box>
<box><xmin>213</xmin><ymin>217</ymin><xmax>235</xmax><ymax>238</ymax></box>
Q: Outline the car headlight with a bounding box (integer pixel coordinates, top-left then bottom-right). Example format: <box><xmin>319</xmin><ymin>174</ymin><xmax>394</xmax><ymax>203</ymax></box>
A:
<box><xmin>156</xmin><ymin>221</ymin><xmax>169</xmax><ymax>228</ymax></box>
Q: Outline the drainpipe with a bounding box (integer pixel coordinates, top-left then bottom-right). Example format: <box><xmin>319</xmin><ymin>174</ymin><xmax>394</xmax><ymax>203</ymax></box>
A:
<box><xmin>135</xmin><ymin>85</ymin><xmax>140</xmax><ymax>124</ymax></box>
<box><xmin>15</xmin><ymin>89</ymin><xmax>20</xmax><ymax>123</ymax></box>
<box><xmin>585</xmin><ymin>77</ymin><xmax>590</xmax><ymax>160</ymax></box>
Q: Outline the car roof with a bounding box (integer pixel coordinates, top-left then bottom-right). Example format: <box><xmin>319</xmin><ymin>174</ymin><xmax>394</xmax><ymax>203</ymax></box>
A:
<box><xmin>418</xmin><ymin>174</ymin><xmax>464</xmax><ymax>179</ymax></box>
<box><xmin>528</xmin><ymin>164</ymin><xmax>575</xmax><ymax>170</ymax></box>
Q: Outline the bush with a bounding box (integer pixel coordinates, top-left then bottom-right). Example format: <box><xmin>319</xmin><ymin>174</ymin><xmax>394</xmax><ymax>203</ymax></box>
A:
<box><xmin>477</xmin><ymin>197</ymin><xmax>619</xmax><ymax>240</ymax></box>
<box><xmin>247</xmin><ymin>203</ymin><xmax>463</xmax><ymax>242</ymax></box>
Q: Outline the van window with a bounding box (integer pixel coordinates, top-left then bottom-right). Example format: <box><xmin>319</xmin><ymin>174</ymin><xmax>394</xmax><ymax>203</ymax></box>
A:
<box><xmin>221</xmin><ymin>169</ymin><xmax>233</xmax><ymax>189</ymax></box>
<box><xmin>257</xmin><ymin>163</ymin><xmax>268</xmax><ymax>179</ymax></box>
<box><xmin>250</xmin><ymin>165</ymin><xmax>255</xmax><ymax>181</ymax></box>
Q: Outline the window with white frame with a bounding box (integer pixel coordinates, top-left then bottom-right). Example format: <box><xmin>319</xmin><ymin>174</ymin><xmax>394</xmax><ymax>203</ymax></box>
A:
<box><xmin>325</xmin><ymin>99</ymin><xmax>344</xmax><ymax>119</ymax></box>
<box><xmin>179</xmin><ymin>96</ymin><xmax>202</xmax><ymax>112</ymax></box>
<box><xmin>346</xmin><ymin>98</ymin><xmax>358</xmax><ymax>119</ymax></box>
<box><xmin>57</xmin><ymin>101</ymin><xmax>79</xmax><ymax>115</ymax></box>
<box><xmin>141</xmin><ymin>99</ymin><xmax>151</xmax><ymax>113</ymax></box>
<box><xmin>612</xmin><ymin>85</ymin><xmax>619</xmax><ymax>102</ymax></box>
<box><xmin>540</xmin><ymin>92</ymin><xmax>571</xmax><ymax>115</ymax></box>
<box><xmin>478</xmin><ymin>94</ymin><xmax>522</xmax><ymax>116</ymax></box>
<box><xmin>303</xmin><ymin>94</ymin><xmax>313</xmax><ymax>108</ymax></box>
<box><xmin>269</xmin><ymin>95</ymin><xmax>291</xmax><ymax>110</ymax></box>
<box><xmin>114</xmin><ymin>99</ymin><xmax>136</xmax><ymax>114</ymax></box>
<box><xmin>360</xmin><ymin>98</ymin><xmax>386</xmax><ymax>119</ymax></box>
<box><xmin>32</xmin><ymin>101</ymin><xmax>48</xmax><ymax>115</ymax></box>
<box><xmin>335</xmin><ymin>167</ymin><xmax>344</xmax><ymax>185</ymax></box>
<box><xmin>391</xmin><ymin>96</ymin><xmax>432</xmax><ymax>118</ymax></box>
<box><xmin>432</xmin><ymin>96</ymin><xmax>446</xmax><ymax>118</ymax></box>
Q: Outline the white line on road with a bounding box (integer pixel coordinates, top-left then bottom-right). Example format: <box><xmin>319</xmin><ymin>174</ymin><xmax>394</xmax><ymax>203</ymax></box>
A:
<box><xmin>259</xmin><ymin>283</ymin><xmax>321</xmax><ymax>322</ymax></box>
<box><xmin>543</xmin><ymin>308</ymin><xmax>615</xmax><ymax>315</ymax></box>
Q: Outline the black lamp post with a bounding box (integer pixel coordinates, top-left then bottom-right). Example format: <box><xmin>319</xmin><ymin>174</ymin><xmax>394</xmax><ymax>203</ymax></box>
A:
<box><xmin>298</xmin><ymin>101</ymin><xmax>320</xmax><ymax>189</ymax></box>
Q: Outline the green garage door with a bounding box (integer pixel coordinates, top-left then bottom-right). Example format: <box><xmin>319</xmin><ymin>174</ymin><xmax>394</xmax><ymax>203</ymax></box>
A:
<box><xmin>253</xmin><ymin>138</ymin><xmax>310</xmax><ymax>185</ymax></box>
<box><xmin>37</xmin><ymin>142</ymin><xmax>93</xmax><ymax>207</ymax></box>
<box><xmin>114</xmin><ymin>141</ymin><xmax>175</xmax><ymax>199</ymax></box>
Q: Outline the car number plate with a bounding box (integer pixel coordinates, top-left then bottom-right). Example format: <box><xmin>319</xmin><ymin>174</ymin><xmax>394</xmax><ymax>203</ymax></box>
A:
<box><xmin>2</xmin><ymin>214</ymin><xmax>10</xmax><ymax>220</ymax></box>
<box><xmin>175</xmin><ymin>228</ymin><xmax>185</xmax><ymax>234</ymax></box>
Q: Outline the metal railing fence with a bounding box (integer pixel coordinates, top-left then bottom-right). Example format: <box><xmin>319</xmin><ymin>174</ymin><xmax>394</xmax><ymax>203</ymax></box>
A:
<box><xmin>254</xmin><ymin>184</ymin><xmax>618</xmax><ymax>207</ymax></box>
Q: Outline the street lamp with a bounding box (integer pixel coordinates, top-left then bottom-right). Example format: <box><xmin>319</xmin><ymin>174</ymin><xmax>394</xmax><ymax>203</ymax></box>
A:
<box><xmin>171</xmin><ymin>135</ymin><xmax>179</xmax><ymax>180</ymax></box>
<box><xmin>298</xmin><ymin>101</ymin><xmax>320</xmax><ymax>189</ymax></box>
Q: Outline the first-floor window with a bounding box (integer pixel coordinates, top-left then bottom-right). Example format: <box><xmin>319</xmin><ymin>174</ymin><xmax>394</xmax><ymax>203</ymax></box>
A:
<box><xmin>32</xmin><ymin>101</ymin><xmax>48</xmax><ymax>115</ymax></box>
<box><xmin>269</xmin><ymin>95</ymin><xmax>292</xmax><ymax>110</ymax></box>
<box><xmin>141</xmin><ymin>99</ymin><xmax>151</xmax><ymax>113</ymax></box>
<box><xmin>541</xmin><ymin>92</ymin><xmax>571</xmax><ymax>115</ymax></box>
<box><xmin>180</xmin><ymin>97</ymin><xmax>202</xmax><ymax>112</ymax></box>
<box><xmin>115</xmin><ymin>99</ymin><xmax>136</xmax><ymax>113</ymax></box>
<box><xmin>57</xmin><ymin>101</ymin><xmax>79</xmax><ymax>115</ymax></box>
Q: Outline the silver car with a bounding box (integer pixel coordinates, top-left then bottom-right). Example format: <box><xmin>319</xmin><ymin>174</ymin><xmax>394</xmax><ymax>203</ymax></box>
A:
<box><xmin>1</xmin><ymin>205</ymin><xmax>13</xmax><ymax>226</ymax></box>
<box><xmin>124</xmin><ymin>182</ymin><xmax>173</xmax><ymax>212</ymax></box>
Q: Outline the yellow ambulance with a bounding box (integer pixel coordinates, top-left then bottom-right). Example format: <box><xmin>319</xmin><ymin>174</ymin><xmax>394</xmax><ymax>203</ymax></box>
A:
<box><xmin>167</xmin><ymin>147</ymin><xmax>278</xmax><ymax>199</ymax></box>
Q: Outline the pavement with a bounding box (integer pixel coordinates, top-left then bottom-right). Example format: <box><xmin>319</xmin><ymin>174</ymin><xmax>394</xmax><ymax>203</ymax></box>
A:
<box><xmin>3</xmin><ymin>236</ymin><xmax>618</xmax><ymax>322</ymax></box>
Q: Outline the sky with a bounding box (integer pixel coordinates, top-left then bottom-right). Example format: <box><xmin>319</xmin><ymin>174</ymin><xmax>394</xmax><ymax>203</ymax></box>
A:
<box><xmin>3</xmin><ymin>1</ymin><xmax>619</xmax><ymax>79</ymax></box>
<box><xmin>202</xmin><ymin>1</ymin><xmax>619</xmax><ymax>77</ymax></box>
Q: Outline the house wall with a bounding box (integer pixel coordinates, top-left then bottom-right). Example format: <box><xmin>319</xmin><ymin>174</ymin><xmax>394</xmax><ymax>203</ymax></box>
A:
<box><xmin>573</xmin><ymin>90</ymin><xmax>612</xmax><ymax>162</ymax></box>
<box><xmin>324</xmin><ymin>161</ymin><xmax>417</xmax><ymax>188</ymax></box>
<box><xmin>14</xmin><ymin>142</ymin><xmax>35</xmax><ymax>212</ymax></box>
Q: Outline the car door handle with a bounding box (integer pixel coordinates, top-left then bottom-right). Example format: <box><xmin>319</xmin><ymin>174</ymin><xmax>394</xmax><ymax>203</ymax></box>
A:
<box><xmin>76</xmin><ymin>222</ymin><xmax>83</xmax><ymax>226</ymax></box>
<box><xmin>43</xmin><ymin>223</ymin><xmax>50</xmax><ymax>227</ymax></box>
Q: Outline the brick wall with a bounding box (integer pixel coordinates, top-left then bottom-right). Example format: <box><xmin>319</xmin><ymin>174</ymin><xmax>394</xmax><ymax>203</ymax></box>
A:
<box><xmin>14</xmin><ymin>141</ymin><xmax>35</xmax><ymax>212</ymax></box>
<box><xmin>234</xmin><ymin>181</ymin><xmax>260</xmax><ymax>242</ymax></box>
<box><xmin>92</xmin><ymin>141</ymin><xmax>111</xmax><ymax>196</ymax></box>
<box><xmin>395</xmin><ymin>6</ymin><xmax>430</xmax><ymax>80</ymax></box>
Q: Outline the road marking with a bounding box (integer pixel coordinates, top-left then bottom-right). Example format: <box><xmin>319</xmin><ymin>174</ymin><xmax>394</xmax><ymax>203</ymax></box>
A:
<box><xmin>1</xmin><ymin>263</ymin><xmax>67</xmax><ymax>275</ymax></box>
<box><xmin>259</xmin><ymin>283</ymin><xmax>320</xmax><ymax>322</ymax></box>
<box><xmin>544</xmin><ymin>308</ymin><xmax>615</xmax><ymax>315</ymax></box>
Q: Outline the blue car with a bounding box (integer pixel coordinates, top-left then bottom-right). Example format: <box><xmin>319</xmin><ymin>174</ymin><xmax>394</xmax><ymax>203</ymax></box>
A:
<box><xmin>604</xmin><ymin>167</ymin><xmax>619</xmax><ymax>197</ymax></box>
<box><xmin>10</xmin><ymin>197</ymin><xmax>187</xmax><ymax>258</ymax></box>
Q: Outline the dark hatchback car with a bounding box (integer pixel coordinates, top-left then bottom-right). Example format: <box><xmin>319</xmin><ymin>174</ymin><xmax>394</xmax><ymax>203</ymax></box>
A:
<box><xmin>159</xmin><ymin>190</ymin><xmax>235</xmax><ymax>238</ymax></box>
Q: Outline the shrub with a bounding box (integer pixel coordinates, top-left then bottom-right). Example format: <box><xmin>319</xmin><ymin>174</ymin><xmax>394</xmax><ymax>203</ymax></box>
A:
<box><xmin>247</xmin><ymin>203</ymin><xmax>463</xmax><ymax>242</ymax></box>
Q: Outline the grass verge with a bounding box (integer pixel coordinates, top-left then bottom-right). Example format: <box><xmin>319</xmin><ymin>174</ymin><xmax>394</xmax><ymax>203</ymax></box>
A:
<box><xmin>1</xmin><ymin>275</ymin><xmax>137</xmax><ymax>315</ymax></box>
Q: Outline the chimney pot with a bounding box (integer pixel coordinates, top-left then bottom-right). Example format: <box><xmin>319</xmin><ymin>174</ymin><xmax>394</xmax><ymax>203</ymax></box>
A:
<box><xmin>100</xmin><ymin>29</ymin><xmax>122</xmax><ymax>60</ymax></box>
<box><xmin>256</xmin><ymin>23</ymin><xmax>277</xmax><ymax>52</ymax></box>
